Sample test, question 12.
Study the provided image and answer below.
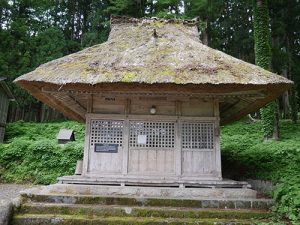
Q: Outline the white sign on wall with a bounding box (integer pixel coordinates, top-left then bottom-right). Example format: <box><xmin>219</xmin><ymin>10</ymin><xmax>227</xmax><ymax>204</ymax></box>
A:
<box><xmin>137</xmin><ymin>135</ymin><xmax>147</xmax><ymax>145</ymax></box>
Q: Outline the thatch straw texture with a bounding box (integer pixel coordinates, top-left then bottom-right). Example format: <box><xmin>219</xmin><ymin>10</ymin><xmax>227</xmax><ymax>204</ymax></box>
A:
<box><xmin>15</xmin><ymin>16</ymin><xmax>291</xmax><ymax>86</ymax></box>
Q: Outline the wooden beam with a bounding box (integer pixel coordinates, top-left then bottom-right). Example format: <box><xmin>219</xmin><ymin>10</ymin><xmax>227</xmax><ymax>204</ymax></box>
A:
<box><xmin>87</xmin><ymin>94</ymin><xmax>93</xmax><ymax>113</ymax></box>
<box><xmin>18</xmin><ymin>82</ymin><xmax>85</xmax><ymax>122</ymax></box>
<box><xmin>221</xmin><ymin>86</ymin><xmax>288</xmax><ymax>125</ymax></box>
<box><xmin>125</xmin><ymin>99</ymin><xmax>131</xmax><ymax>115</ymax></box>
<box><xmin>42</xmin><ymin>90</ymin><xmax>266</xmax><ymax>99</ymax></box>
<box><xmin>175</xmin><ymin>101</ymin><xmax>182</xmax><ymax>116</ymax></box>
<box><xmin>220</xmin><ymin>98</ymin><xmax>240</xmax><ymax>114</ymax></box>
<box><xmin>50</xmin><ymin>92</ymin><xmax>86</xmax><ymax>116</ymax></box>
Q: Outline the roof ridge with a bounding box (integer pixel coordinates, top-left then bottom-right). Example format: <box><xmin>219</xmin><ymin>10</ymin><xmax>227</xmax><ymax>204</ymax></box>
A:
<box><xmin>110</xmin><ymin>15</ymin><xmax>199</xmax><ymax>27</ymax></box>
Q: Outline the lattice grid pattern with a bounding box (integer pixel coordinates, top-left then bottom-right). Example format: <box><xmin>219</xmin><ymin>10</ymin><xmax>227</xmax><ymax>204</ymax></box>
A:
<box><xmin>130</xmin><ymin>121</ymin><xmax>175</xmax><ymax>148</ymax></box>
<box><xmin>182</xmin><ymin>122</ymin><xmax>214</xmax><ymax>150</ymax></box>
<box><xmin>90</xmin><ymin>120</ymin><xmax>124</xmax><ymax>147</ymax></box>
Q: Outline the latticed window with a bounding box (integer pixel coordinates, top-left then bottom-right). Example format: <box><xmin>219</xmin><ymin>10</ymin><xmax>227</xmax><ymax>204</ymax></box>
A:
<box><xmin>90</xmin><ymin>120</ymin><xmax>124</xmax><ymax>147</ymax></box>
<box><xmin>182</xmin><ymin>122</ymin><xmax>214</xmax><ymax>150</ymax></box>
<box><xmin>130</xmin><ymin>121</ymin><xmax>175</xmax><ymax>148</ymax></box>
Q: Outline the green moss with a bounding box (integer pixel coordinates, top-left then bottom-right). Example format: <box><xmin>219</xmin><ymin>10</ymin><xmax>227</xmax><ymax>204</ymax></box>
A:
<box><xmin>144</xmin><ymin>198</ymin><xmax>202</xmax><ymax>208</ymax></box>
<box><xmin>81</xmin><ymin>69</ymin><xmax>96</xmax><ymax>75</ymax></box>
<box><xmin>116</xmin><ymin>41</ymin><xmax>130</xmax><ymax>51</ymax></box>
<box><xmin>122</xmin><ymin>72</ymin><xmax>137</xmax><ymax>82</ymax></box>
<box><xmin>61</xmin><ymin>61</ymin><xmax>85</xmax><ymax>69</ymax></box>
<box><xmin>153</xmin><ymin>21</ymin><xmax>164</xmax><ymax>28</ymax></box>
<box><xmin>18</xmin><ymin>195</ymin><xmax>271</xmax><ymax>220</ymax></box>
<box><xmin>12</xmin><ymin>213</ymin><xmax>269</xmax><ymax>225</ymax></box>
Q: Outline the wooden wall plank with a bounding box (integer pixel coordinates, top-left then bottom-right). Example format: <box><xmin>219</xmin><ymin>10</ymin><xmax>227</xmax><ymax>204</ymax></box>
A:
<box><xmin>182</xmin><ymin>151</ymin><xmax>214</xmax><ymax>175</ymax></box>
<box><xmin>128</xmin><ymin>149</ymin><xmax>175</xmax><ymax>175</ymax></box>
<box><xmin>181</xmin><ymin>101</ymin><xmax>214</xmax><ymax>117</ymax></box>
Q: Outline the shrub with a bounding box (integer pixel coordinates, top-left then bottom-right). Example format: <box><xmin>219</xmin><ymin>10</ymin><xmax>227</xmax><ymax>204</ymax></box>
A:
<box><xmin>221</xmin><ymin>119</ymin><xmax>300</xmax><ymax>224</ymax></box>
<box><xmin>0</xmin><ymin>121</ymin><xmax>84</xmax><ymax>184</ymax></box>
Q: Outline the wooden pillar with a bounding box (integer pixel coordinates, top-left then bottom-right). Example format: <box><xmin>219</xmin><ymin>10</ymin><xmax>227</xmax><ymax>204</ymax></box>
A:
<box><xmin>122</xmin><ymin>99</ymin><xmax>130</xmax><ymax>175</ymax></box>
<box><xmin>175</xmin><ymin>101</ymin><xmax>182</xmax><ymax>177</ymax></box>
<box><xmin>82</xmin><ymin>114</ymin><xmax>91</xmax><ymax>176</ymax></box>
<box><xmin>83</xmin><ymin>95</ymin><xmax>93</xmax><ymax>176</ymax></box>
<box><xmin>87</xmin><ymin>95</ymin><xmax>93</xmax><ymax>113</ymax></box>
<box><xmin>122</xmin><ymin>119</ymin><xmax>129</xmax><ymax>175</ymax></box>
<box><xmin>214</xmin><ymin>99</ymin><xmax>222</xmax><ymax>180</ymax></box>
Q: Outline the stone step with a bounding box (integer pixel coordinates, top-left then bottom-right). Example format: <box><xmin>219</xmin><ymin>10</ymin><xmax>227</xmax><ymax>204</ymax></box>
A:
<box><xmin>21</xmin><ymin>193</ymin><xmax>274</xmax><ymax>210</ymax></box>
<box><xmin>19</xmin><ymin>203</ymin><xmax>271</xmax><ymax>220</ymax></box>
<box><xmin>12</xmin><ymin>214</ymin><xmax>268</xmax><ymax>225</ymax></box>
<box><xmin>22</xmin><ymin>184</ymin><xmax>258</xmax><ymax>199</ymax></box>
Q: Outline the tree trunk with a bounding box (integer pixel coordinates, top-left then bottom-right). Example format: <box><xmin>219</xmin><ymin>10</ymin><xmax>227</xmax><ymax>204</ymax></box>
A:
<box><xmin>290</xmin><ymin>86</ymin><xmax>298</xmax><ymax>124</ymax></box>
<box><xmin>253</xmin><ymin>0</ymin><xmax>279</xmax><ymax>140</ymax></box>
<box><xmin>202</xmin><ymin>18</ymin><xmax>209</xmax><ymax>46</ymax></box>
<box><xmin>281</xmin><ymin>47</ymin><xmax>290</xmax><ymax>119</ymax></box>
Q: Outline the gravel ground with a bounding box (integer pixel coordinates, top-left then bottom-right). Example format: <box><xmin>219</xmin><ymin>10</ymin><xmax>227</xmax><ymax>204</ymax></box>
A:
<box><xmin>0</xmin><ymin>184</ymin><xmax>35</xmax><ymax>202</ymax></box>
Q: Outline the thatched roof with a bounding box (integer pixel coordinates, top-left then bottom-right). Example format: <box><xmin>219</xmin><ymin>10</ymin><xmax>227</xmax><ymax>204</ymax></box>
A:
<box><xmin>15</xmin><ymin>16</ymin><xmax>292</xmax><ymax>124</ymax></box>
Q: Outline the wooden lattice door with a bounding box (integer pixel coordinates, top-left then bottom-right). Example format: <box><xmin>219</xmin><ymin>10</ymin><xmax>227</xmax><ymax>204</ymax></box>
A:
<box><xmin>128</xmin><ymin>120</ymin><xmax>176</xmax><ymax>175</ymax></box>
<box><xmin>181</xmin><ymin>122</ymin><xmax>216</xmax><ymax>176</ymax></box>
<box><xmin>88</xmin><ymin>119</ymin><xmax>124</xmax><ymax>174</ymax></box>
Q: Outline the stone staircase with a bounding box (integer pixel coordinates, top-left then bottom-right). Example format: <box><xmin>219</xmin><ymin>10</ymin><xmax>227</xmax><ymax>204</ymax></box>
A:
<box><xmin>11</xmin><ymin>184</ymin><xmax>274</xmax><ymax>225</ymax></box>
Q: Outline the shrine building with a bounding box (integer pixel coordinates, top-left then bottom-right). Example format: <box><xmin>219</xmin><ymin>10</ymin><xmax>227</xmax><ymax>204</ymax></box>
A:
<box><xmin>15</xmin><ymin>16</ymin><xmax>292</xmax><ymax>187</ymax></box>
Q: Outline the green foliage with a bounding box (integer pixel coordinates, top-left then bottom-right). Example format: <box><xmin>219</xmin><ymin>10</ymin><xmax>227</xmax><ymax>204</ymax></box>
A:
<box><xmin>260</xmin><ymin>101</ymin><xmax>277</xmax><ymax>139</ymax></box>
<box><xmin>253</xmin><ymin>0</ymin><xmax>272</xmax><ymax>70</ymax></box>
<box><xmin>253</xmin><ymin>0</ymin><xmax>279</xmax><ymax>139</ymax></box>
<box><xmin>107</xmin><ymin>0</ymin><xmax>148</xmax><ymax>18</ymax></box>
<box><xmin>33</xmin><ymin>27</ymin><xmax>67</xmax><ymax>66</ymax></box>
<box><xmin>274</xmin><ymin>176</ymin><xmax>300</xmax><ymax>223</ymax></box>
<box><xmin>0</xmin><ymin>121</ymin><xmax>84</xmax><ymax>184</ymax></box>
<box><xmin>221</xmin><ymin>119</ymin><xmax>300</xmax><ymax>224</ymax></box>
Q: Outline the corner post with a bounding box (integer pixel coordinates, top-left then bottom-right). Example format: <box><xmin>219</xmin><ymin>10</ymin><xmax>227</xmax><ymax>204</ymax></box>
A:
<box><xmin>82</xmin><ymin>114</ymin><xmax>91</xmax><ymax>176</ymax></box>
<box><xmin>175</xmin><ymin>101</ymin><xmax>182</xmax><ymax>177</ymax></box>
<box><xmin>122</xmin><ymin>99</ymin><xmax>131</xmax><ymax>175</ymax></box>
<box><xmin>214</xmin><ymin>99</ymin><xmax>222</xmax><ymax>180</ymax></box>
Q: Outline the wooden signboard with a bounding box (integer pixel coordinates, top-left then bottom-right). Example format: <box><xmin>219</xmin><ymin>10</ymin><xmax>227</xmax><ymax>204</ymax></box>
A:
<box><xmin>94</xmin><ymin>143</ymin><xmax>118</xmax><ymax>153</ymax></box>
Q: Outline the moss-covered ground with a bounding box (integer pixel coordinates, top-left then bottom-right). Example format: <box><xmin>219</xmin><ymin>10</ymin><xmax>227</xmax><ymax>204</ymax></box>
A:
<box><xmin>0</xmin><ymin>119</ymin><xmax>299</xmax><ymax>224</ymax></box>
<box><xmin>12</xmin><ymin>213</ymin><xmax>267</xmax><ymax>225</ymax></box>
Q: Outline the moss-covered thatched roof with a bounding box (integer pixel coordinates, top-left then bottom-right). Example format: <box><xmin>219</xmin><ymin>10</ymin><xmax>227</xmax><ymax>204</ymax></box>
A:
<box><xmin>16</xmin><ymin>16</ymin><xmax>291</xmax><ymax>86</ymax></box>
<box><xmin>15</xmin><ymin>16</ymin><xmax>292</xmax><ymax>124</ymax></box>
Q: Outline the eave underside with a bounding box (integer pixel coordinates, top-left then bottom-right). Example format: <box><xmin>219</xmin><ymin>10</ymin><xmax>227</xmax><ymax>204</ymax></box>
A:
<box><xmin>17</xmin><ymin>81</ymin><xmax>291</xmax><ymax>125</ymax></box>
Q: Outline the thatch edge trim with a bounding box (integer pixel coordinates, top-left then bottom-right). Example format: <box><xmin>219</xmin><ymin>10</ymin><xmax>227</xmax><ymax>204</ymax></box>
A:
<box><xmin>14</xmin><ymin>80</ymin><xmax>293</xmax><ymax>93</ymax></box>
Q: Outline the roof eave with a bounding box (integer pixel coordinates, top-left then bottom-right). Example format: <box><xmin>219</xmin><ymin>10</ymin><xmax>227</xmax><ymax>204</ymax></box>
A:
<box><xmin>15</xmin><ymin>80</ymin><xmax>292</xmax><ymax>125</ymax></box>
